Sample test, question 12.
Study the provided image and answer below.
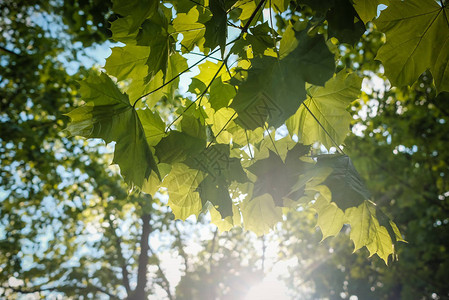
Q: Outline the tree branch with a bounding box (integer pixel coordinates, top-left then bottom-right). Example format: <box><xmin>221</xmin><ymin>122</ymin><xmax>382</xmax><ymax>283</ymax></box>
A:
<box><xmin>0</xmin><ymin>45</ymin><xmax>20</xmax><ymax>57</ymax></box>
<box><xmin>149</xmin><ymin>246</ymin><xmax>174</xmax><ymax>300</ymax></box>
<box><xmin>107</xmin><ymin>214</ymin><xmax>132</xmax><ymax>296</ymax></box>
<box><xmin>174</xmin><ymin>221</ymin><xmax>189</xmax><ymax>270</ymax></box>
<box><xmin>128</xmin><ymin>212</ymin><xmax>152</xmax><ymax>300</ymax></box>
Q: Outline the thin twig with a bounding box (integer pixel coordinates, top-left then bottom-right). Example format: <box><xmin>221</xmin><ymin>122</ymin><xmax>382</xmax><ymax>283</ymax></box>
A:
<box><xmin>245</xmin><ymin>129</ymin><xmax>254</xmax><ymax>159</ymax></box>
<box><xmin>264</xmin><ymin>124</ymin><xmax>281</xmax><ymax>157</ymax></box>
<box><xmin>302</xmin><ymin>102</ymin><xmax>345</xmax><ymax>154</ymax></box>
<box><xmin>177</xmin><ymin>49</ymin><xmax>223</xmax><ymax>61</ymax></box>
<box><xmin>206</xmin><ymin>112</ymin><xmax>237</xmax><ymax>148</ymax></box>
<box><xmin>0</xmin><ymin>45</ymin><xmax>20</xmax><ymax>56</ymax></box>
<box><xmin>165</xmin><ymin>0</ymin><xmax>267</xmax><ymax>132</ymax></box>
<box><xmin>132</xmin><ymin>46</ymin><xmax>223</xmax><ymax>108</ymax></box>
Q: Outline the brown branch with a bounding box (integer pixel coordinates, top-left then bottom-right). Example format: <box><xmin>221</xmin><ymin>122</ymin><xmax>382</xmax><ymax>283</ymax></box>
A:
<box><xmin>0</xmin><ymin>45</ymin><xmax>20</xmax><ymax>57</ymax></box>
<box><xmin>174</xmin><ymin>221</ymin><xmax>189</xmax><ymax>270</ymax></box>
<box><xmin>128</xmin><ymin>213</ymin><xmax>152</xmax><ymax>300</ymax></box>
<box><xmin>107</xmin><ymin>215</ymin><xmax>132</xmax><ymax>295</ymax></box>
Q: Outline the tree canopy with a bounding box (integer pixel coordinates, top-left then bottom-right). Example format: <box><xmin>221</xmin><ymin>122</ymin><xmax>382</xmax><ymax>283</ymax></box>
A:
<box><xmin>1</xmin><ymin>0</ymin><xmax>449</xmax><ymax>299</ymax></box>
<box><xmin>63</xmin><ymin>0</ymin><xmax>448</xmax><ymax>264</ymax></box>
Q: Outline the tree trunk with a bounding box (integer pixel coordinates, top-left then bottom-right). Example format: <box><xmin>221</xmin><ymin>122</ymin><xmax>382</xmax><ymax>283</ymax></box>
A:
<box><xmin>127</xmin><ymin>213</ymin><xmax>151</xmax><ymax>300</ymax></box>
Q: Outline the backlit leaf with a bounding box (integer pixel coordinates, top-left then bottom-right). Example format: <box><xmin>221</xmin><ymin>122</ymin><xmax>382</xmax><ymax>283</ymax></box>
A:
<box><xmin>231</xmin><ymin>28</ymin><xmax>335</xmax><ymax>129</ymax></box>
<box><xmin>286</xmin><ymin>70</ymin><xmax>362</xmax><ymax>149</ymax></box>
<box><xmin>65</xmin><ymin>72</ymin><xmax>160</xmax><ymax>187</ymax></box>
<box><xmin>241</xmin><ymin>193</ymin><xmax>283</xmax><ymax>236</ymax></box>
<box><xmin>375</xmin><ymin>0</ymin><xmax>449</xmax><ymax>93</ymax></box>
<box><xmin>163</xmin><ymin>163</ymin><xmax>205</xmax><ymax>220</ymax></box>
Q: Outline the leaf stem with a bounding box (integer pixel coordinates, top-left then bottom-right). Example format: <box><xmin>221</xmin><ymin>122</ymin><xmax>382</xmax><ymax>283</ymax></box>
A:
<box><xmin>264</xmin><ymin>124</ymin><xmax>281</xmax><ymax>157</ymax></box>
<box><xmin>245</xmin><ymin>129</ymin><xmax>254</xmax><ymax>159</ymax></box>
<box><xmin>240</xmin><ymin>0</ymin><xmax>268</xmax><ymax>34</ymax></box>
<box><xmin>164</xmin><ymin>0</ymin><xmax>268</xmax><ymax>130</ymax></box>
<box><xmin>165</xmin><ymin>51</ymin><xmax>232</xmax><ymax>132</ymax></box>
<box><xmin>132</xmin><ymin>46</ymin><xmax>222</xmax><ymax>108</ymax></box>
<box><xmin>206</xmin><ymin>112</ymin><xmax>237</xmax><ymax>148</ymax></box>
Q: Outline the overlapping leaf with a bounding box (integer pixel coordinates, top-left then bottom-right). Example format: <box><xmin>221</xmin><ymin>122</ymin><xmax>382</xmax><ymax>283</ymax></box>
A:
<box><xmin>231</xmin><ymin>27</ymin><xmax>335</xmax><ymax>129</ymax></box>
<box><xmin>231</xmin><ymin>30</ymin><xmax>335</xmax><ymax>129</ymax></box>
<box><xmin>375</xmin><ymin>0</ymin><xmax>449</xmax><ymax>93</ymax></box>
<box><xmin>286</xmin><ymin>70</ymin><xmax>362</xmax><ymax>149</ymax></box>
<box><xmin>112</xmin><ymin>0</ymin><xmax>158</xmax><ymax>33</ymax></box>
<box><xmin>162</xmin><ymin>163</ymin><xmax>205</xmax><ymax>220</ymax></box>
<box><xmin>240</xmin><ymin>193</ymin><xmax>283</xmax><ymax>236</ymax></box>
<box><xmin>352</xmin><ymin>0</ymin><xmax>388</xmax><ymax>24</ymax></box>
<box><xmin>186</xmin><ymin>144</ymin><xmax>248</xmax><ymax>217</ymax></box>
<box><xmin>204</xmin><ymin>0</ymin><xmax>237</xmax><ymax>56</ymax></box>
<box><xmin>65</xmin><ymin>72</ymin><xmax>160</xmax><ymax>187</ymax></box>
<box><xmin>247</xmin><ymin>144</ymin><xmax>311</xmax><ymax>206</ymax></box>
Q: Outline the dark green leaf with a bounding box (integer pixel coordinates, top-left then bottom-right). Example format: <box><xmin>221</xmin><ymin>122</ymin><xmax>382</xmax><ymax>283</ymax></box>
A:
<box><xmin>248</xmin><ymin>144</ymin><xmax>311</xmax><ymax>206</ymax></box>
<box><xmin>65</xmin><ymin>72</ymin><xmax>160</xmax><ymax>187</ymax></box>
<box><xmin>317</xmin><ymin>155</ymin><xmax>371</xmax><ymax>210</ymax></box>
<box><xmin>113</xmin><ymin>0</ymin><xmax>158</xmax><ymax>33</ymax></box>
<box><xmin>231</xmin><ymin>28</ymin><xmax>335</xmax><ymax>129</ymax></box>
<box><xmin>155</xmin><ymin>131</ymin><xmax>206</xmax><ymax>164</ymax></box>
<box><xmin>327</xmin><ymin>0</ymin><xmax>365</xmax><ymax>45</ymax></box>
<box><xmin>197</xmin><ymin>176</ymin><xmax>233</xmax><ymax>218</ymax></box>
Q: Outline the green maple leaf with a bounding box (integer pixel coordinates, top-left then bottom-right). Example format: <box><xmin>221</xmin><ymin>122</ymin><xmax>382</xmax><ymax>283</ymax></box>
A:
<box><xmin>172</xmin><ymin>7</ymin><xmax>207</xmax><ymax>53</ymax></box>
<box><xmin>163</xmin><ymin>163</ymin><xmax>205</xmax><ymax>220</ymax></box>
<box><xmin>136</xmin><ymin>7</ymin><xmax>174</xmax><ymax>82</ymax></box>
<box><xmin>286</xmin><ymin>70</ymin><xmax>362</xmax><ymax>149</ymax></box>
<box><xmin>181</xmin><ymin>144</ymin><xmax>248</xmax><ymax>217</ymax></box>
<box><xmin>316</xmin><ymin>154</ymin><xmax>371</xmax><ymax>211</ymax></box>
<box><xmin>345</xmin><ymin>200</ymin><xmax>400</xmax><ymax>264</ymax></box>
<box><xmin>313</xmin><ymin>194</ymin><xmax>345</xmax><ymax>240</ymax></box>
<box><xmin>209</xmin><ymin>76</ymin><xmax>236</xmax><ymax>111</ymax></box>
<box><xmin>105</xmin><ymin>45</ymin><xmax>149</xmax><ymax>81</ymax></box>
<box><xmin>247</xmin><ymin>144</ymin><xmax>311</xmax><ymax>206</ymax></box>
<box><xmin>230</xmin><ymin>22</ymin><xmax>277</xmax><ymax>58</ymax></box>
<box><xmin>326</xmin><ymin>0</ymin><xmax>366</xmax><ymax>45</ymax></box>
<box><xmin>155</xmin><ymin>131</ymin><xmax>206</xmax><ymax>164</ymax></box>
<box><xmin>240</xmin><ymin>193</ymin><xmax>283</xmax><ymax>236</ymax></box>
<box><xmin>375</xmin><ymin>0</ymin><xmax>449</xmax><ymax>93</ymax></box>
<box><xmin>209</xmin><ymin>203</ymin><xmax>242</xmax><ymax>232</ymax></box>
<box><xmin>204</xmin><ymin>0</ymin><xmax>236</xmax><ymax>56</ymax></box>
<box><xmin>231</xmin><ymin>27</ymin><xmax>335</xmax><ymax>129</ymax></box>
<box><xmin>352</xmin><ymin>0</ymin><xmax>389</xmax><ymax>24</ymax></box>
<box><xmin>186</xmin><ymin>144</ymin><xmax>248</xmax><ymax>184</ymax></box>
<box><xmin>197</xmin><ymin>176</ymin><xmax>233</xmax><ymax>218</ymax></box>
<box><xmin>110</xmin><ymin>17</ymin><xmax>139</xmax><ymax>43</ymax></box>
<box><xmin>107</xmin><ymin>7</ymin><xmax>175</xmax><ymax>88</ymax></box>
<box><xmin>113</xmin><ymin>0</ymin><xmax>158</xmax><ymax>33</ymax></box>
<box><xmin>65</xmin><ymin>72</ymin><xmax>160</xmax><ymax>188</ymax></box>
